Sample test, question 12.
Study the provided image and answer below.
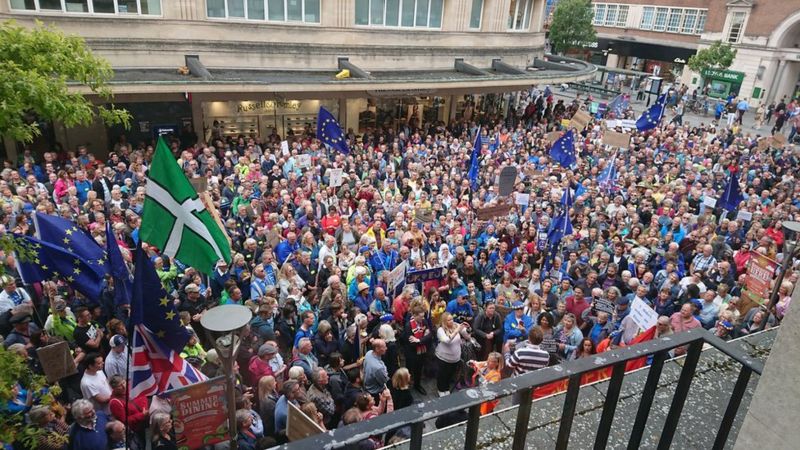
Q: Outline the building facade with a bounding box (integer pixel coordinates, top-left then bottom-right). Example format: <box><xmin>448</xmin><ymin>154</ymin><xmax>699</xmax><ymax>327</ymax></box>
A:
<box><xmin>0</xmin><ymin>0</ymin><xmax>595</xmax><ymax>159</ymax></box>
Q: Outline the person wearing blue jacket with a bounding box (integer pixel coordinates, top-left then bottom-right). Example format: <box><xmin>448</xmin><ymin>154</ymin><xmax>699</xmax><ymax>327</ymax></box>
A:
<box><xmin>503</xmin><ymin>301</ymin><xmax>533</xmax><ymax>343</ymax></box>
<box><xmin>445</xmin><ymin>294</ymin><xmax>474</xmax><ymax>325</ymax></box>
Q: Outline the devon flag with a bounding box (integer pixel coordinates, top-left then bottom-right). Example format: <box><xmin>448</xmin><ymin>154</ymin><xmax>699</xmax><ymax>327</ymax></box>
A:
<box><xmin>140</xmin><ymin>137</ymin><xmax>231</xmax><ymax>274</ymax></box>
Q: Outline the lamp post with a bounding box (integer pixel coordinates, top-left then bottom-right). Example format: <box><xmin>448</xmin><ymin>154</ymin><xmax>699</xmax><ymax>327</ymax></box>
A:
<box><xmin>767</xmin><ymin>221</ymin><xmax>800</xmax><ymax>311</ymax></box>
<box><xmin>200</xmin><ymin>304</ymin><xmax>252</xmax><ymax>450</ymax></box>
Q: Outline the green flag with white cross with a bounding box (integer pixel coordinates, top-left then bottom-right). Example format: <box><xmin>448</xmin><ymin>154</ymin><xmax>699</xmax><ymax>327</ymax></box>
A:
<box><xmin>140</xmin><ymin>137</ymin><xmax>231</xmax><ymax>274</ymax></box>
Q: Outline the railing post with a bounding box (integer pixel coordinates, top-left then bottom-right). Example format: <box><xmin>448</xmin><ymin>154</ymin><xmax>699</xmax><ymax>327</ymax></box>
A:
<box><xmin>409</xmin><ymin>422</ymin><xmax>424</xmax><ymax>450</ymax></box>
<box><xmin>512</xmin><ymin>387</ymin><xmax>533</xmax><ymax>450</ymax></box>
<box><xmin>594</xmin><ymin>362</ymin><xmax>626</xmax><ymax>450</ymax></box>
<box><xmin>712</xmin><ymin>366</ymin><xmax>753</xmax><ymax>450</ymax></box>
<box><xmin>657</xmin><ymin>340</ymin><xmax>704</xmax><ymax>450</ymax></box>
<box><xmin>627</xmin><ymin>350</ymin><xmax>668</xmax><ymax>450</ymax></box>
<box><xmin>555</xmin><ymin>374</ymin><xmax>582</xmax><ymax>450</ymax></box>
<box><xmin>464</xmin><ymin>404</ymin><xmax>482</xmax><ymax>450</ymax></box>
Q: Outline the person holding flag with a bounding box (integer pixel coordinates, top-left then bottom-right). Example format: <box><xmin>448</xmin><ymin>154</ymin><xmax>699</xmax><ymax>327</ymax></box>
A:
<box><xmin>636</xmin><ymin>93</ymin><xmax>667</xmax><ymax>132</ymax></box>
<box><xmin>316</xmin><ymin>106</ymin><xmax>349</xmax><ymax>155</ymax></box>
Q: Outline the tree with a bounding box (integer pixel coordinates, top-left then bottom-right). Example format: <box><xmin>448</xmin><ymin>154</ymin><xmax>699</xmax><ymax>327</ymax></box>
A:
<box><xmin>548</xmin><ymin>0</ymin><xmax>597</xmax><ymax>55</ymax></box>
<box><xmin>687</xmin><ymin>41</ymin><xmax>737</xmax><ymax>73</ymax></box>
<box><xmin>0</xmin><ymin>20</ymin><xmax>130</xmax><ymax>143</ymax></box>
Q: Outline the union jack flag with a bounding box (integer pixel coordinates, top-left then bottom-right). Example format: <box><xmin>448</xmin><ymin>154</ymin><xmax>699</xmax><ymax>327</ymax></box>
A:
<box><xmin>129</xmin><ymin>245</ymin><xmax>205</xmax><ymax>398</ymax></box>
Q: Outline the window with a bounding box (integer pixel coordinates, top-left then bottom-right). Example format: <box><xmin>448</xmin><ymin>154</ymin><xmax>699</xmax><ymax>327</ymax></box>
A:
<box><xmin>469</xmin><ymin>0</ymin><xmax>483</xmax><ymax>29</ymax></box>
<box><xmin>681</xmin><ymin>9</ymin><xmax>697</xmax><ymax>34</ymax></box>
<box><xmin>10</xmin><ymin>0</ymin><xmax>161</xmax><ymax>14</ymax></box>
<box><xmin>667</xmin><ymin>8</ymin><xmax>682</xmax><ymax>33</ymax></box>
<box><xmin>727</xmin><ymin>11</ymin><xmax>746</xmax><ymax>43</ymax></box>
<box><xmin>653</xmin><ymin>7</ymin><xmax>668</xmax><ymax>31</ymax></box>
<box><xmin>508</xmin><ymin>0</ymin><xmax>532</xmax><ymax>30</ymax></box>
<box><xmin>616</xmin><ymin>5</ymin><xmax>628</xmax><ymax>27</ymax></box>
<box><xmin>206</xmin><ymin>0</ymin><xmax>319</xmax><ymax>22</ymax></box>
<box><xmin>355</xmin><ymin>0</ymin><xmax>444</xmax><ymax>28</ymax></box>
<box><xmin>604</xmin><ymin>5</ymin><xmax>617</xmax><ymax>27</ymax></box>
<box><xmin>593</xmin><ymin>4</ymin><xmax>605</xmax><ymax>26</ymax></box>
<box><xmin>696</xmin><ymin>10</ymin><xmax>707</xmax><ymax>34</ymax></box>
<box><xmin>640</xmin><ymin>6</ymin><xmax>654</xmax><ymax>30</ymax></box>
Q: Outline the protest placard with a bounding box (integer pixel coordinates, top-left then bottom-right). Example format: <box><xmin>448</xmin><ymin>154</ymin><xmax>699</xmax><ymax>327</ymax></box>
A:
<box><xmin>594</xmin><ymin>298</ymin><xmax>616</xmax><ymax>315</ymax></box>
<box><xmin>476</xmin><ymin>203</ymin><xmax>512</xmax><ymax>220</ymax></box>
<box><xmin>498</xmin><ymin>166</ymin><xmax>518</xmax><ymax>197</ymax></box>
<box><xmin>772</xmin><ymin>134</ymin><xmax>787</xmax><ymax>147</ymax></box>
<box><xmin>415</xmin><ymin>207</ymin><xmax>434</xmax><ymax>223</ymax></box>
<box><xmin>540</xmin><ymin>336</ymin><xmax>559</xmax><ymax>353</ymax></box>
<box><xmin>737</xmin><ymin>210</ymin><xmax>753</xmax><ymax>221</ymax></box>
<box><xmin>514</xmin><ymin>192</ymin><xmax>530</xmax><ymax>206</ymax></box>
<box><xmin>569</xmin><ymin>110</ymin><xmax>592</xmax><ymax>130</ymax></box>
<box><xmin>296</xmin><ymin>154</ymin><xmax>312</xmax><ymax>169</ymax></box>
<box><xmin>280</xmin><ymin>140</ymin><xmax>290</xmax><ymax>155</ymax></box>
<box><xmin>166</xmin><ymin>376</ymin><xmax>229</xmax><ymax>450</ymax></box>
<box><xmin>328</xmin><ymin>168</ymin><xmax>344</xmax><ymax>187</ymax></box>
<box><xmin>757</xmin><ymin>137</ymin><xmax>772</xmax><ymax>152</ymax></box>
<box><xmin>388</xmin><ymin>260</ymin><xmax>408</xmax><ymax>293</ymax></box>
<box><xmin>545</xmin><ymin>131</ymin><xmax>562</xmax><ymax>143</ymax></box>
<box><xmin>602</xmin><ymin>130</ymin><xmax>631</xmax><ymax>148</ymax></box>
<box><xmin>287</xmin><ymin>399</ymin><xmax>324</xmax><ymax>441</ymax></box>
<box><xmin>405</xmin><ymin>267</ymin><xmax>446</xmax><ymax>284</ymax></box>
<box><xmin>36</xmin><ymin>341</ymin><xmax>76</xmax><ymax>383</ymax></box>
<box><xmin>560</xmin><ymin>119</ymin><xmax>571</xmax><ymax>128</ymax></box>
<box><xmin>630</xmin><ymin>298</ymin><xmax>659</xmax><ymax>331</ymax></box>
<box><xmin>745</xmin><ymin>253</ymin><xmax>777</xmax><ymax>300</ymax></box>
<box><xmin>702</xmin><ymin>197</ymin><xmax>717</xmax><ymax>209</ymax></box>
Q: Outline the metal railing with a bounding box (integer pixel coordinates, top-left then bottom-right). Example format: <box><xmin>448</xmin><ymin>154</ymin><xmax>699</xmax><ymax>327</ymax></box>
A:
<box><xmin>281</xmin><ymin>327</ymin><xmax>765</xmax><ymax>450</ymax></box>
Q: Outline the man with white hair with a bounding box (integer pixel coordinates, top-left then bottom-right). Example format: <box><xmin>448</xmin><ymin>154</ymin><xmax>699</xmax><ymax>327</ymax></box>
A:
<box><xmin>69</xmin><ymin>399</ymin><xmax>109</xmax><ymax>450</ymax></box>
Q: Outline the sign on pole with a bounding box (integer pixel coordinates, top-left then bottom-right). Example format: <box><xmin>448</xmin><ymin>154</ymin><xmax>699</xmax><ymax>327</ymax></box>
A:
<box><xmin>165</xmin><ymin>376</ymin><xmax>229</xmax><ymax>450</ymax></box>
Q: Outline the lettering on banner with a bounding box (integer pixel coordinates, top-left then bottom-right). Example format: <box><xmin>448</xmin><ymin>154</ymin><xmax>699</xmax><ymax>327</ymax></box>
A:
<box><xmin>405</xmin><ymin>267</ymin><xmax>446</xmax><ymax>284</ymax></box>
<box><xmin>594</xmin><ymin>298</ymin><xmax>616</xmax><ymax>315</ymax></box>
<box><xmin>630</xmin><ymin>298</ymin><xmax>659</xmax><ymax>331</ymax></box>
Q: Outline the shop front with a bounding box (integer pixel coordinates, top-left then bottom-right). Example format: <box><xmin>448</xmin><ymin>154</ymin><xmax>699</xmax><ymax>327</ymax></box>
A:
<box><xmin>201</xmin><ymin>99</ymin><xmax>338</xmax><ymax>142</ymax></box>
<box><xmin>701</xmin><ymin>69</ymin><xmax>745</xmax><ymax>99</ymax></box>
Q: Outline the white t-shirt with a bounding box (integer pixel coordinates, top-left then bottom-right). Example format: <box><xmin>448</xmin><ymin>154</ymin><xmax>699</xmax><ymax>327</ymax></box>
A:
<box><xmin>80</xmin><ymin>370</ymin><xmax>112</xmax><ymax>414</ymax></box>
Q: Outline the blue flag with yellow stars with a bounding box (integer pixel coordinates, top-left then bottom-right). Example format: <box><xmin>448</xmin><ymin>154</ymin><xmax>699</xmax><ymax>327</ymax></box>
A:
<box><xmin>316</xmin><ymin>106</ymin><xmax>349</xmax><ymax>154</ymax></box>
<box><xmin>130</xmin><ymin>245</ymin><xmax>189</xmax><ymax>353</ymax></box>
<box><xmin>106</xmin><ymin>222</ymin><xmax>133</xmax><ymax>306</ymax></box>
<box><xmin>14</xmin><ymin>234</ymin><xmax>105</xmax><ymax>301</ymax></box>
<box><xmin>636</xmin><ymin>94</ymin><xmax>667</xmax><ymax>132</ymax></box>
<box><xmin>34</xmin><ymin>212</ymin><xmax>109</xmax><ymax>279</ymax></box>
<box><xmin>550</xmin><ymin>129</ymin><xmax>577</xmax><ymax>168</ymax></box>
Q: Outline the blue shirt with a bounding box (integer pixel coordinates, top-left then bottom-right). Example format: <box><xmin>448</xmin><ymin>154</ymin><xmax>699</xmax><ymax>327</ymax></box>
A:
<box><xmin>274</xmin><ymin>396</ymin><xmax>294</xmax><ymax>432</ymax></box>
<box><xmin>275</xmin><ymin>240</ymin><xmax>299</xmax><ymax>265</ymax></box>
<box><xmin>445</xmin><ymin>299</ymin><xmax>474</xmax><ymax>324</ymax></box>
<box><xmin>69</xmin><ymin>411</ymin><xmax>109</xmax><ymax>450</ymax></box>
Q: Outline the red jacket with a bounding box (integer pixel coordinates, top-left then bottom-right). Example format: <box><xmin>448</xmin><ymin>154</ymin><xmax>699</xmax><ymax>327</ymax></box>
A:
<box><xmin>110</xmin><ymin>392</ymin><xmax>148</xmax><ymax>432</ymax></box>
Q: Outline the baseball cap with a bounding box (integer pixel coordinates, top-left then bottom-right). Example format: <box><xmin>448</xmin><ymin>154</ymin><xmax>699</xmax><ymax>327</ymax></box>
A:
<box><xmin>110</xmin><ymin>335</ymin><xmax>126</xmax><ymax>347</ymax></box>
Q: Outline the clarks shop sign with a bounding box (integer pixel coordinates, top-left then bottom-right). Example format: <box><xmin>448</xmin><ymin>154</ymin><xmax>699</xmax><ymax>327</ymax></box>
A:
<box><xmin>701</xmin><ymin>69</ymin><xmax>745</xmax><ymax>84</ymax></box>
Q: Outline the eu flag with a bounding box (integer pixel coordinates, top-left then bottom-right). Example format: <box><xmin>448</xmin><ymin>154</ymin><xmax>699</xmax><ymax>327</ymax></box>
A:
<box><xmin>106</xmin><ymin>222</ymin><xmax>133</xmax><ymax>306</ymax></box>
<box><xmin>34</xmin><ymin>213</ymin><xmax>109</xmax><ymax>278</ymax></box>
<box><xmin>608</xmin><ymin>94</ymin><xmax>629</xmax><ymax>118</ymax></box>
<box><xmin>548</xmin><ymin>212</ymin><xmax>574</xmax><ymax>246</ymax></box>
<box><xmin>718</xmin><ymin>174</ymin><xmax>744</xmax><ymax>212</ymax></box>
<box><xmin>550</xmin><ymin>130</ymin><xmax>577</xmax><ymax>168</ymax></box>
<box><xmin>14</xmin><ymin>234</ymin><xmax>105</xmax><ymax>301</ymax></box>
<box><xmin>560</xmin><ymin>187</ymin><xmax>574</xmax><ymax>208</ymax></box>
<box><xmin>597</xmin><ymin>155</ymin><xmax>619</xmax><ymax>194</ymax></box>
<box><xmin>636</xmin><ymin>94</ymin><xmax>666</xmax><ymax>132</ymax></box>
<box><xmin>468</xmin><ymin>132</ymin><xmax>482</xmax><ymax>191</ymax></box>
<box><xmin>316</xmin><ymin>107</ymin><xmax>349</xmax><ymax>154</ymax></box>
<box><xmin>130</xmin><ymin>245</ymin><xmax>189</xmax><ymax>353</ymax></box>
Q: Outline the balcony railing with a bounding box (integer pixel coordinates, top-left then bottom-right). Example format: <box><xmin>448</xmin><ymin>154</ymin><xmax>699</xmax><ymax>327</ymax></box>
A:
<box><xmin>280</xmin><ymin>327</ymin><xmax>765</xmax><ymax>450</ymax></box>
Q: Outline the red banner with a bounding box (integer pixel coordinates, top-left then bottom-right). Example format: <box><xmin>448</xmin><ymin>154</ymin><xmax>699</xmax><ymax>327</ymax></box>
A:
<box><xmin>166</xmin><ymin>376</ymin><xmax>229</xmax><ymax>450</ymax></box>
<box><xmin>742</xmin><ymin>252</ymin><xmax>778</xmax><ymax>308</ymax></box>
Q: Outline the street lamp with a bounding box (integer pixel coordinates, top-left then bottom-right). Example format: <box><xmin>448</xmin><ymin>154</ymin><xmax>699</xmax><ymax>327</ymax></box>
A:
<box><xmin>767</xmin><ymin>221</ymin><xmax>800</xmax><ymax>311</ymax></box>
<box><xmin>200</xmin><ymin>304</ymin><xmax>252</xmax><ymax>450</ymax></box>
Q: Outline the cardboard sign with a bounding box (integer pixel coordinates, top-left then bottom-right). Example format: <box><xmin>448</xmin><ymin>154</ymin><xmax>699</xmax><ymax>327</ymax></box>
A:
<box><xmin>476</xmin><ymin>203</ymin><xmax>512</xmax><ymax>220</ymax></box>
<box><xmin>569</xmin><ymin>110</ymin><xmax>592</xmax><ymax>130</ymax></box>
<box><xmin>545</xmin><ymin>131</ymin><xmax>562</xmax><ymax>143</ymax></box>
<box><xmin>166</xmin><ymin>376</ymin><xmax>228</xmax><ymax>450</ymax></box>
<box><xmin>514</xmin><ymin>192</ymin><xmax>530</xmax><ymax>206</ymax></box>
<box><xmin>189</xmin><ymin>177</ymin><xmax>208</xmax><ymax>193</ymax></box>
<box><xmin>405</xmin><ymin>266</ymin><xmax>446</xmax><ymax>284</ymax></box>
<box><xmin>629</xmin><ymin>298</ymin><xmax>659</xmax><ymax>331</ymax></box>
<box><xmin>287</xmin><ymin>398</ymin><xmax>324</xmax><ymax>442</ymax></box>
<box><xmin>702</xmin><ymin>197</ymin><xmax>717</xmax><ymax>208</ymax></box>
<box><xmin>36</xmin><ymin>341</ymin><xmax>77</xmax><ymax>383</ymax></box>
<box><xmin>737</xmin><ymin>210</ymin><xmax>753</xmax><ymax>221</ymax></box>
<box><xmin>772</xmin><ymin>134</ymin><xmax>787</xmax><ymax>147</ymax></box>
<box><xmin>594</xmin><ymin>298</ymin><xmax>616</xmax><ymax>315</ymax></box>
<box><xmin>296</xmin><ymin>154</ymin><xmax>312</xmax><ymax>169</ymax></box>
<box><xmin>540</xmin><ymin>336</ymin><xmax>559</xmax><ymax>353</ymax></box>
<box><xmin>602</xmin><ymin>130</ymin><xmax>631</xmax><ymax>148</ymax></box>
<box><xmin>415</xmin><ymin>207</ymin><xmax>434</xmax><ymax>223</ymax></box>
<box><xmin>498</xmin><ymin>166</ymin><xmax>518</xmax><ymax>197</ymax></box>
<box><xmin>280</xmin><ymin>140</ymin><xmax>290</xmax><ymax>155</ymax></box>
<box><xmin>388</xmin><ymin>260</ymin><xmax>408</xmax><ymax>293</ymax></box>
<box><xmin>328</xmin><ymin>168</ymin><xmax>344</xmax><ymax>187</ymax></box>
<box><xmin>745</xmin><ymin>252</ymin><xmax>778</xmax><ymax>300</ymax></box>
<box><xmin>757</xmin><ymin>137</ymin><xmax>772</xmax><ymax>151</ymax></box>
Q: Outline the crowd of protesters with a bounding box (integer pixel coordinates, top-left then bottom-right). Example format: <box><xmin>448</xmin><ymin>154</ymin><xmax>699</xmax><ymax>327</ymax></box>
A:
<box><xmin>0</xmin><ymin>83</ymin><xmax>798</xmax><ymax>450</ymax></box>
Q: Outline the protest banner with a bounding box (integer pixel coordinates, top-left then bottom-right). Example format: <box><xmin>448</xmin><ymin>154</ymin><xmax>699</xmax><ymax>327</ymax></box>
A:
<box><xmin>405</xmin><ymin>266</ymin><xmax>446</xmax><ymax>284</ymax></box>
<box><xmin>296</xmin><ymin>154</ymin><xmax>312</xmax><ymax>169</ymax></box>
<box><xmin>629</xmin><ymin>298</ymin><xmax>659</xmax><ymax>331</ymax></box>
<box><xmin>166</xmin><ymin>376</ymin><xmax>228</xmax><ymax>450</ymax></box>
<box><xmin>36</xmin><ymin>341</ymin><xmax>77</xmax><ymax>383</ymax></box>
<box><xmin>328</xmin><ymin>168</ymin><xmax>344</xmax><ymax>187</ymax></box>
<box><xmin>545</xmin><ymin>131</ymin><xmax>562</xmax><ymax>143</ymax></box>
<box><xmin>287</xmin><ymin>400</ymin><xmax>324</xmax><ymax>441</ymax></box>
<box><xmin>514</xmin><ymin>192</ymin><xmax>530</xmax><ymax>206</ymax></box>
<box><xmin>476</xmin><ymin>203</ymin><xmax>512</xmax><ymax>220</ymax></box>
<box><xmin>739</xmin><ymin>253</ymin><xmax>778</xmax><ymax>313</ymax></box>
<box><xmin>602</xmin><ymin>130</ymin><xmax>631</xmax><ymax>148</ymax></box>
<box><xmin>569</xmin><ymin>110</ymin><xmax>592</xmax><ymax>130</ymax></box>
<box><xmin>388</xmin><ymin>260</ymin><xmax>408</xmax><ymax>294</ymax></box>
<box><xmin>594</xmin><ymin>298</ymin><xmax>615</xmax><ymax>315</ymax></box>
<box><xmin>498</xmin><ymin>166</ymin><xmax>518</xmax><ymax>197</ymax></box>
<box><xmin>540</xmin><ymin>336</ymin><xmax>558</xmax><ymax>353</ymax></box>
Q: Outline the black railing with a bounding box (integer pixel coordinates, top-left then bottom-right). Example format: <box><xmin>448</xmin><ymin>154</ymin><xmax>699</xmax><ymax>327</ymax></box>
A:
<box><xmin>281</xmin><ymin>327</ymin><xmax>765</xmax><ymax>450</ymax></box>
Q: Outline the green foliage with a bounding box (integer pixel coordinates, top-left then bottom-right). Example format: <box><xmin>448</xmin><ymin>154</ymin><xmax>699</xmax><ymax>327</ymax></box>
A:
<box><xmin>0</xmin><ymin>20</ymin><xmax>131</xmax><ymax>143</ymax></box>
<box><xmin>687</xmin><ymin>41</ymin><xmax>737</xmax><ymax>73</ymax></box>
<box><xmin>548</xmin><ymin>0</ymin><xmax>597</xmax><ymax>54</ymax></box>
<box><xmin>0</xmin><ymin>346</ymin><xmax>62</xmax><ymax>449</ymax></box>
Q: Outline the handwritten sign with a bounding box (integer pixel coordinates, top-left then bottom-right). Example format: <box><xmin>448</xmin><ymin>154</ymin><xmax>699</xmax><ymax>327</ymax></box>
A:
<box><xmin>594</xmin><ymin>298</ymin><xmax>616</xmax><ymax>315</ymax></box>
<box><xmin>387</xmin><ymin>260</ymin><xmax>408</xmax><ymax>293</ymax></box>
<box><xmin>405</xmin><ymin>266</ymin><xmax>446</xmax><ymax>284</ymax></box>
<box><xmin>165</xmin><ymin>376</ymin><xmax>228</xmax><ymax>450</ymax></box>
<box><xmin>702</xmin><ymin>197</ymin><xmax>717</xmax><ymax>209</ymax></box>
<box><xmin>476</xmin><ymin>203</ymin><xmax>512</xmax><ymax>220</ymax></box>
<box><xmin>36</xmin><ymin>341</ymin><xmax>77</xmax><ymax>383</ymax></box>
<box><xmin>602</xmin><ymin>130</ymin><xmax>631</xmax><ymax>148</ymax></box>
<box><xmin>629</xmin><ymin>298</ymin><xmax>658</xmax><ymax>331</ymax></box>
<box><xmin>328</xmin><ymin>168</ymin><xmax>344</xmax><ymax>187</ymax></box>
<box><xmin>280</xmin><ymin>140</ymin><xmax>290</xmax><ymax>155</ymax></box>
<box><xmin>296</xmin><ymin>154</ymin><xmax>312</xmax><ymax>169</ymax></box>
<box><xmin>514</xmin><ymin>192</ymin><xmax>530</xmax><ymax>206</ymax></box>
<box><xmin>737</xmin><ymin>210</ymin><xmax>753</xmax><ymax>221</ymax></box>
<box><xmin>540</xmin><ymin>336</ymin><xmax>559</xmax><ymax>353</ymax></box>
<box><xmin>569</xmin><ymin>110</ymin><xmax>592</xmax><ymax>130</ymax></box>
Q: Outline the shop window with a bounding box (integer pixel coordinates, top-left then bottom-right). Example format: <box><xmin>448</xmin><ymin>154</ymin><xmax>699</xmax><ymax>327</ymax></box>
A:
<box><xmin>355</xmin><ymin>0</ymin><xmax>444</xmax><ymax>28</ymax></box>
<box><xmin>681</xmin><ymin>9</ymin><xmax>697</xmax><ymax>34</ymax></box>
<box><xmin>667</xmin><ymin>8</ymin><xmax>682</xmax><ymax>33</ymax></box>
<box><xmin>640</xmin><ymin>6</ymin><xmax>654</xmax><ymax>30</ymax></box>
<box><xmin>508</xmin><ymin>0</ymin><xmax>532</xmax><ymax>30</ymax></box>
<box><xmin>653</xmin><ymin>7</ymin><xmax>668</xmax><ymax>32</ymax></box>
<box><xmin>10</xmin><ymin>0</ymin><xmax>161</xmax><ymax>14</ymax></box>
<box><xmin>696</xmin><ymin>10</ymin><xmax>707</xmax><ymax>34</ymax></box>
<box><xmin>727</xmin><ymin>11</ymin><xmax>746</xmax><ymax>43</ymax></box>
<box><xmin>469</xmin><ymin>0</ymin><xmax>483</xmax><ymax>29</ymax></box>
